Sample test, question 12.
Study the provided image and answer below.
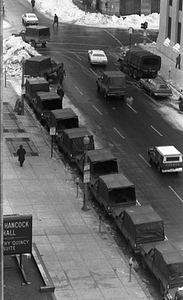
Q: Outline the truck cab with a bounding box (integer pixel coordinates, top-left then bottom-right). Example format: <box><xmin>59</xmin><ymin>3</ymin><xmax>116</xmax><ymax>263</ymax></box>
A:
<box><xmin>148</xmin><ymin>145</ymin><xmax>183</xmax><ymax>173</ymax></box>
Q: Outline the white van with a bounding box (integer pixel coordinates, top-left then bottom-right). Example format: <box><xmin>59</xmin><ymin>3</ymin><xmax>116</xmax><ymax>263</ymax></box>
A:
<box><xmin>147</xmin><ymin>145</ymin><xmax>183</xmax><ymax>173</ymax></box>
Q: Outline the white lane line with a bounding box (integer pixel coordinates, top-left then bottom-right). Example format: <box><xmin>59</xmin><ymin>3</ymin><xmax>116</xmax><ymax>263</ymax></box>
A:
<box><xmin>75</xmin><ymin>86</ymin><xmax>83</xmax><ymax>95</ymax></box>
<box><xmin>75</xmin><ymin>54</ymin><xmax>82</xmax><ymax>60</ymax></box>
<box><xmin>169</xmin><ymin>186</ymin><xmax>183</xmax><ymax>203</ymax></box>
<box><xmin>136</xmin><ymin>200</ymin><xmax>141</xmax><ymax>206</ymax></box>
<box><xmin>150</xmin><ymin>125</ymin><xmax>163</xmax><ymax>137</ymax></box>
<box><xmin>90</xmin><ymin>68</ymin><xmax>98</xmax><ymax>76</ymax></box>
<box><xmin>138</xmin><ymin>154</ymin><xmax>151</xmax><ymax>167</ymax></box>
<box><xmin>127</xmin><ymin>103</ymin><xmax>137</xmax><ymax>113</ymax></box>
<box><xmin>103</xmin><ymin>29</ymin><xmax>123</xmax><ymax>47</ymax></box>
<box><xmin>113</xmin><ymin>127</ymin><xmax>125</xmax><ymax>139</ymax></box>
<box><xmin>92</xmin><ymin>105</ymin><xmax>102</xmax><ymax>115</ymax></box>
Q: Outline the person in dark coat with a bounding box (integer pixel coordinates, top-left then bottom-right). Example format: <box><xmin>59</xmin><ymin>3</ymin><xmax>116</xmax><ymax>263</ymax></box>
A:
<box><xmin>17</xmin><ymin>145</ymin><xmax>26</xmax><ymax>167</ymax></box>
<box><xmin>175</xmin><ymin>54</ymin><xmax>181</xmax><ymax>69</ymax></box>
<box><xmin>53</xmin><ymin>14</ymin><xmax>58</xmax><ymax>27</ymax></box>
<box><xmin>31</xmin><ymin>0</ymin><xmax>35</xmax><ymax>11</ymax></box>
<box><xmin>57</xmin><ymin>64</ymin><xmax>66</xmax><ymax>85</ymax></box>
<box><xmin>57</xmin><ymin>85</ymin><xmax>64</xmax><ymax>108</ymax></box>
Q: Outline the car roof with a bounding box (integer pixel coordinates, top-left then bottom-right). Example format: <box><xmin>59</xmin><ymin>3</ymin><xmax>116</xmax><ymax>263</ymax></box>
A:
<box><xmin>156</xmin><ymin>146</ymin><xmax>182</xmax><ymax>156</ymax></box>
<box><xmin>90</xmin><ymin>50</ymin><xmax>105</xmax><ymax>55</ymax></box>
<box><xmin>149</xmin><ymin>77</ymin><xmax>167</xmax><ymax>84</ymax></box>
<box><xmin>25</xmin><ymin>13</ymin><xmax>37</xmax><ymax>17</ymax></box>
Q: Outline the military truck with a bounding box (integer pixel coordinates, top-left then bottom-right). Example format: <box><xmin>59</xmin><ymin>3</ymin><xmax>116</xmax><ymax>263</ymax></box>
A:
<box><xmin>76</xmin><ymin>148</ymin><xmax>118</xmax><ymax>177</ymax></box>
<box><xmin>119</xmin><ymin>49</ymin><xmax>161</xmax><ymax>79</ymax></box>
<box><xmin>12</xmin><ymin>26</ymin><xmax>51</xmax><ymax>48</ymax></box>
<box><xmin>90</xmin><ymin>173</ymin><xmax>136</xmax><ymax>217</ymax></box>
<box><xmin>96</xmin><ymin>71</ymin><xmax>127</xmax><ymax>99</ymax></box>
<box><xmin>140</xmin><ymin>241</ymin><xmax>183</xmax><ymax>299</ymax></box>
<box><xmin>33</xmin><ymin>91</ymin><xmax>62</xmax><ymax>125</ymax></box>
<box><xmin>112</xmin><ymin>205</ymin><xmax>165</xmax><ymax>253</ymax></box>
<box><xmin>57</xmin><ymin>127</ymin><xmax>95</xmax><ymax>163</ymax></box>
<box><xmin>24</xmin><ymin>55</ymin><xmax>63</xmax><ymax>81</ymax></box>
<box><xmin>24</xmin><ymin>77</ymin><xmax>49</xmax><ymax>106</ymax></box>
<box><xmin>44</xmin><ymin>108</ymin><xmax>79</xmax><ymax>133</ymax></box>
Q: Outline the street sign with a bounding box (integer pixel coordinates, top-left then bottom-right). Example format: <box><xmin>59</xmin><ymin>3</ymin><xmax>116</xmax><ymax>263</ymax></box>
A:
<box><xmin>50</xmin><ymin>127</ymin><xmax>56</xmax><ymax>136</ymax></box>
<box><xmin>128</xmin><ymin>27</ymin><xmax>134</xmax><ymax>34</ymax></box>
<box><xmin>83</xmin><ymin>170</ymin><xmax>90</xmax><ymax>183</ymax></box>
<box><xmin>84</xmin><ymin>163</ymin><xmax>90</xmax><ymax>171</ymax></box>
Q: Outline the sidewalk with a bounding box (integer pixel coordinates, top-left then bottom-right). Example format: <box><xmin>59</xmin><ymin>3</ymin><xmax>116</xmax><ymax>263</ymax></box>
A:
<box><xmin>3</xmin><ymin>80</ymin><xmax>152</xmax><ymax>300</ymax></box>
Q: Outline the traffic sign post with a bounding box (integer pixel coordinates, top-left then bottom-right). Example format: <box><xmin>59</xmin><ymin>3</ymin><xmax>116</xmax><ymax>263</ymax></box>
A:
<box><xmin>128</xmin><ymin>27</ymin><xmax>134</xmax><ymax>49</ymax></box>
<box><xmin>50</xmin><ymin>127</ymin><xmax>56</xmax><ymax>158</ymax></box>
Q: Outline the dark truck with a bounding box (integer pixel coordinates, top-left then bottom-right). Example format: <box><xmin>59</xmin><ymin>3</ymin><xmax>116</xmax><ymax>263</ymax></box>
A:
<box><xmin>96</xmin><ymin>71</ymin><xmax>127</xmax><ymax>99</ymax></box>
<box><xmin>119</xmin><ymin>49</ymin><xmax>161</xmax><ymax>79</ymax></box>
<box><xmin>13</xmin><ymin>26</ymin><xmax>51</xmax><ymax>48</ymax></box>
<box><xmin>32</xmin><ymin>91</ymin><xmax>62</xmax><ymax>125</ymax></box>
<box><xmin>24</xmin><ymin>77</ymin><xmax>49</xmax><ymax>106</ymax></box>
<box><xmin>24</xmin><ymin>55</ymin><xmax>63</xmax><ymax>81</ymax></box>
<box><xmin>76</xmin><ymin>148</ymin><xmax>118</xmax><ymax>177</ymax></box>
<box><xmin>112</xmin><ymin>205</ymin><xmax>165</xmax><ymax>253</ymax></box>
<box><xmin>44</xmin><ymin>108</ymin><xmax>79</xmax><ymax>133</ymax></box>
<box><xmin>57</xmin><ymin>127</ymin><xmax>94</xmax><ymax>163</ymax></box>
<box><xmin>140</xmin><ymin>241</ymin><xmax>183</xmax><ymax>299</ymax></box>
<box><xmin>90</xmin><ymin>173</ymin><xmax>136</xmax><ymax>217</ymax></box>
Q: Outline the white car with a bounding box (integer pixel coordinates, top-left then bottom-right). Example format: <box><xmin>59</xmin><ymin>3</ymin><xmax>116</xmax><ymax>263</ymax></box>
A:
<box><xmin>22</xmin><ymin>13</ymin><xmax>38</xmax><ymax>26</ymax></box>
<box><xmin>88</xmin><ymin>50</ymin><xmax>108</xmax><ymax>66</ymax></box>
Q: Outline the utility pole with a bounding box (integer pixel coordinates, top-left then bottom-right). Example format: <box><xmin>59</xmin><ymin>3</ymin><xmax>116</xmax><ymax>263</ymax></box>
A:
<box><xmin>0</xmin><ymin>0</ymin><xmax>4</xmax><ymax>299</ymax></box>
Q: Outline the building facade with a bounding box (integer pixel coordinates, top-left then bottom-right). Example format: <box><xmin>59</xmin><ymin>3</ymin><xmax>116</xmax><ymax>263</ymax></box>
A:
<box><xmin>157</xmin><ymin>0</ymin><xmax>183</xmax><ymax>61</ymax></box>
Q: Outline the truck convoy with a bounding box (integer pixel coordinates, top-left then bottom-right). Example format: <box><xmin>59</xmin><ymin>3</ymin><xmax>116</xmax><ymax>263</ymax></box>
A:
<box><xmin>119</xmin><ymin>49</ymin><xmax>161</xmax><ymax>79</ymax></box>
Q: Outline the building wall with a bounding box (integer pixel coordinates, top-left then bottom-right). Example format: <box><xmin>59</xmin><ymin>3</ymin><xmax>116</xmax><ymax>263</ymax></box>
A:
<box><xmin>157</xmin><ymin>0</ymin><xmax>183</xmax><ymax>62</ymax></box>
<box><xmin>119</xmin><ymin>0</ymin><xmax>160</xmax><ymax>16</ymax></box>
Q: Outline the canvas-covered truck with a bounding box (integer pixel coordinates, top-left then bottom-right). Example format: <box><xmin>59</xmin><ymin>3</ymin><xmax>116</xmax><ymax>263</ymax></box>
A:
<box><xmin>112</xmin><ymin>205</ymin><xmax>165</xmax><ymax>253</ymax></box>
<box><xmin>12</xmin><ymin>26</ymin><xmax>51</xmax><ymax>48</ymax></box>
<box><xmin>32</xmin><ymin>91</ymin><xmax>62</xmax><ymax>125</ymax></box>
<box><xmin>24</xmin><ymin>77</ymin><xmax>49</xmax><ymax>106</ymax></box>
<box><xmin>90</xmin><ymin>173</ymin><xmax>136</xmax><ymax>217</ymax></box>
<box><xmin>44</xmin><ymin>108</ymin><xmax>79</xmax><ymax>133</ymax></box>
<box><xmin>119</xmin><ymin>50</ymin><xmax>161</xmax><ymax>79</ymax></box>
<box><xmin>57</xmin><ymin>127</ymin><xmax>95</xmax><ymax>163</ymax></box>
<box><xmin>147</xmin><ymin>145</ymin><xmax>183</xmax><ymax>173</ymax></box>
<box><xmin>24</xmin><ymin>55</ymin><xmax>63</xmax><ymax>80</ymax></box>
<box><xmin>96</xmin><ymin>71</ymin><xmax>127</xmax><ymax>99</ymax></box>
<box><xmin>76</xmin><ymin>148</ymin><xmax>118</xmax><ymax>177</ymax></box>
<box><xmin>140</xmin><ymin>241</ymin><xmax>183</xmax><ymax>299</ymax></box>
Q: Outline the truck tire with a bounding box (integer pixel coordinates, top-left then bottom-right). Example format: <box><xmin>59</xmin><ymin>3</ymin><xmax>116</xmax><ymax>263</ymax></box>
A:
<box><xmin>31</xmin><ymin>40</ymin><xmax>36</xmax><ymax>48</ymax></box>
<box><xmin>133</xmin><ymin>69</ymin><xmax>138</xmax><ymax>80</ymax></box>
<box><xmin>157</xmin><ymin>164</ymin><xmax>162</xmax><ymax>172</ymax></box>
<box><xmin>141</xmin><ymin>257</ymin><xmax>147</xmax><ymax>269</ymax></box>
<box><xmin>129</xmin><ymin>67</ymin><xmax>133</xmax><ymax>77</ymax></box>
<box><xmin>42</xmin><ymin>42</ymin><xmax>46</xmax><ymax>48</ymax></box>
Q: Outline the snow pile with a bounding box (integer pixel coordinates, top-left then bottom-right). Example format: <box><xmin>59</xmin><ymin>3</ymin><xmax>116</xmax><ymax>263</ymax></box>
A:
<box><xmin>25</xmin><ymin>0</ymin><xmax>159</xmax><ymax>30</ymax></box>
<box><xmin>3</xmin><ymin>36</ymin><xmax>40</xmax><ymax>77</ymax></box>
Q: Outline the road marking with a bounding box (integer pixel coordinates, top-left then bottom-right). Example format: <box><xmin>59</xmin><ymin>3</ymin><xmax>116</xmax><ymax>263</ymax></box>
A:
<box><xmin>138</xmin><ymin>154</ymin><xmax>151</xmax><ymax>167</ymax></box>
<box><xmin>104</xmin><ymin>29</ymin><xmax>123</xmax><ymax>47</ymax></box>
<box><xmin>113</xmin><ymin>127</ymin><xmax>125</xmax><ymax>139</ymax></box>
<box><xmin>75</xmin><ymin>86</ymin><xmax>83</xmax><ymax>95</ymax></box>
<box><xmin>136</xmin><ymin>200</ymin><xmax>141</xmax><ymax>206</ymax></box>
<box><xmin>150</xmin><ymin>125</ymin><xmax>162</xmax><ymax>136</ymax></box>
<box><xmin>74</xmin><ymin>54</ymin><xmax>82</xmax><ymax>60</ymax></box>
<box><xmin>89</xmin><ymin>68</ymin><xmax>98</xmax><ymax>76</ymax></box>
<box><xmin>92</xmin><ymin>105</ymin><xmax>102</xmax><ymax>115</ymax></box>
<box><xmin>126</xmin><ymin>103</ymin><xmax>137</xmax><ymax>113</ymax></box>
<box><xmin>169</xmin><ymin>186</ymin><xmax>183</xmax><ymax>203</ymax></box>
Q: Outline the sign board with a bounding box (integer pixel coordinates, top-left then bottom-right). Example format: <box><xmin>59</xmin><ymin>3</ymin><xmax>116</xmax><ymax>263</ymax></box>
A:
<box><xmin>3</xmin><ymin>214</ymin><xmax>32</xmax><ymax>255</ymax></box>
<box><xmin>50</xmin><ymin>127</ymin><xmax>56</xmax><ymax>136</ymax></box>
<box><xmin>128</xmin><ymin>27</ymin><xmax>134</xmax><ymax>34</ymax></box>
<box><xmin>83</xmin><ymin>170</ymin><xmax>90</xmax><ymax>183</ymax></box>
<box><xmin>143</xmin><ymin>30</ymin><xmax>147</xmax><ymax>37</ymax></box>
<box><xmin>84</xmin><ymin>163</ymin><xmax>90</xmax><ymax>171</ymax></box>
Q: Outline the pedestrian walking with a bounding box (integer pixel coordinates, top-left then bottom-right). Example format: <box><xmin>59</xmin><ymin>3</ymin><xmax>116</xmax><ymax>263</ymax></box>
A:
<box><xmin>57</xmin><ymin>63</ymin><xmax>66</xmax><ymax>85</ymax></box>
<box><xmin>17</xmin><ymin>145</ymin><xmax>26</xmax><ymax>167</ymax></box>
<box><xmin>31</xmin><ymin>0</ymin><xmax>35</xmax><ymax>11</ymax></box>
<box><xmin>53</xmin><ymin>14</ymin><xmax>58</xmax><ymax>27</ymax></box>
<box><xmin>175</xmin><ymin>54</ymin><xmax>181</xmax><ymax>69</ymax></box>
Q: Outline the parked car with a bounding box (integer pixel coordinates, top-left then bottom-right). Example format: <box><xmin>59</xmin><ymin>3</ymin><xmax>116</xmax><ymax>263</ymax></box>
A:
<box><xmin>88</xmin><ymin>50</ymin><xmax>108</xmax><ymax>66</ymax></box>
<box><xmin>139</xmin><ymin>77</ymin><xmax>172</xmax><ymax>98</ymax></box>
<box><xmin>22</xmin><ymin>13</ymin><xmax>38</xmax><ymax>26</ymax></box>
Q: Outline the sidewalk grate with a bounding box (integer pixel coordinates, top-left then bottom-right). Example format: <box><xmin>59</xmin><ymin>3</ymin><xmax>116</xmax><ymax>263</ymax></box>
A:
<box><xmin>3</xmin><ymin>103</ymin><xmax>26</xmax><ymax>133</ymax></box>
<box><xmin>5</xmin><ymin>138</ymin><xmax>39</xmax><ymax>156</ymax></box>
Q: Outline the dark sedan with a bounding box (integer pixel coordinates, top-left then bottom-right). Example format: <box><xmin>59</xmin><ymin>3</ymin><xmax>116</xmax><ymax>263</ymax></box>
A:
<box><xmin>139</xmin><ymin>77</ymin><xmax>172</xmax><ymax>98</ymax></box>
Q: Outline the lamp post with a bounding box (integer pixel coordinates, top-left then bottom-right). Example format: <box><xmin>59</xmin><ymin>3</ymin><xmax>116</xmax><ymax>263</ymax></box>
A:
<box><xmin>128</xmin><ymin>27</ymin><xmax>134</xmax><ymax>49</ymax></box>
<box><xmin>82</xmin><ymin>135</ymin><xmax>90</xmax><ymax>211</ymax></box>
<box><xmin>21</xmin><ymin>57</ymin><xmax>26</xmax><ymax>115</ymax></box>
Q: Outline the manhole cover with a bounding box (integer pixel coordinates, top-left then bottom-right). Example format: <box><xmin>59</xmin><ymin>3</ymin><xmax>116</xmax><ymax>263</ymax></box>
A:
<box><xmin>5</xmin><ymin>138</ymin><xmax>38</xmax><ymax>156</ymax></box>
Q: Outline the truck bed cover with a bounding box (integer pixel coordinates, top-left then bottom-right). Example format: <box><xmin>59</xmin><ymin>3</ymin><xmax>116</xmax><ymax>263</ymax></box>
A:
<box><xmin>51</xmin><ymin>108</ymin><xmax>78</xmax><ymax>120</ymax></box>
<box><xmin>99</xmin><ymin>173</ymin><xmax>134</xmax><ymax>190</ymax></box>
<box><xmin>36</xmin><ymin>91</ymin><xmax>60</xmax><ymax>101</ymax></box>
<box><xmin>156</xmin><ymin>146</ymin><xmax>182</xmax><ymax>156</ymax></box>
<box><xmin>87</xmin><ymin>149</ymin><xmax>117</xmax><ymax>163</ymax></box>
